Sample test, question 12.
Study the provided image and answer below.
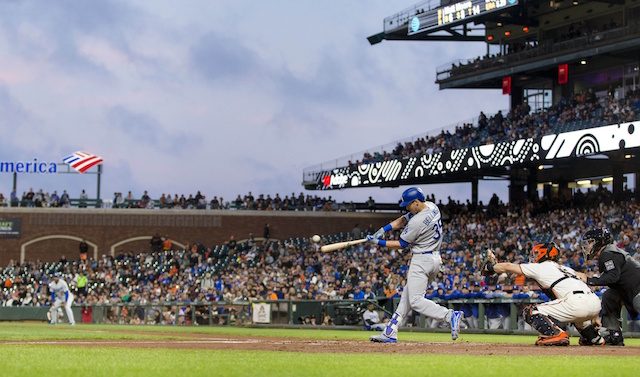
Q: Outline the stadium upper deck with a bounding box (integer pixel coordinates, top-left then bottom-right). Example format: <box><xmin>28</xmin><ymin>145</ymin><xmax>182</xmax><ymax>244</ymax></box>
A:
<box><xmin>303</xmin><ymin>0</ymin><xmax>640</xmax><ymax>207</ymax></box>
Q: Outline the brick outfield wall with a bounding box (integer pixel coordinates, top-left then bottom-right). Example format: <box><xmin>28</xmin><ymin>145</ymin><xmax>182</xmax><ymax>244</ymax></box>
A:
<box><xmin>0</xmin><ymin>208</ymin><xmax>399</xmax><ymax>265</ymax></box>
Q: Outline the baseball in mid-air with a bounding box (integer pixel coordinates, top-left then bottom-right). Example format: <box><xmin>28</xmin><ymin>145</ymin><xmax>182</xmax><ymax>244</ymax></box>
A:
<box><xmin>312</xmin><ymin>235</ymin><xmax>321</xmax><ymax>243</ymax></box>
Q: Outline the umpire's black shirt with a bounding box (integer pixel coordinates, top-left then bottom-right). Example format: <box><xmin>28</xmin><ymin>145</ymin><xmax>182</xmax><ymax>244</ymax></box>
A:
<box><xmin>586</xmin><ymin>244</ymin><xmax>640</xmax><ymax>303</ymax></box>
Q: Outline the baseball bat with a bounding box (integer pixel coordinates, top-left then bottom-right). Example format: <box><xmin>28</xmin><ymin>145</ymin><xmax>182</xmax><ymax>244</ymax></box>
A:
<box><xmin>320</xmin><ymin>238</ymin><xmax>367</xmax><ymax>252</ymax></box>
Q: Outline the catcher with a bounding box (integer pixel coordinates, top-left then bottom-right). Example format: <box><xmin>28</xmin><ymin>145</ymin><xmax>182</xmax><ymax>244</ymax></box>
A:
<box><xmin>481</xmin><ymin>243</ymin><xmax>603</xmax><ymax>346</ymax></box>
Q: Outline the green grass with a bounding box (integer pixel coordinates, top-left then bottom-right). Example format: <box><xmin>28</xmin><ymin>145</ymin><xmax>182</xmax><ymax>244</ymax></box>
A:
<box><xmin>0</xmin><ymin>323</ymin><xmax>638</xmax><ymax>377</ymax></box>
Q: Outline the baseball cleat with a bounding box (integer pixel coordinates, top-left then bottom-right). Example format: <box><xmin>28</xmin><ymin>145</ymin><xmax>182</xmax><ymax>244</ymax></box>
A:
<box><xmin>450</xmin><ymin>310</ymin><xmax>463</xmax><ymax>341</ymax></box>
<box><xmin>69</xmin><ymin>322</ymin><xmax>75</xmax><ymax>326</ymax></box>
<box><xmin>535</xmin><ymin>331</ymin><xmax>569</xmax><ymax>346</ymax></box>
<box><xmin>370</xmin><ymin>333</ymin><xmax>397</xmax><ymax>343</ymax></box>
<box><xmin>579</xmin><ymin>336</ymin><xmax>604</xmax><ymax>346</ymax></box>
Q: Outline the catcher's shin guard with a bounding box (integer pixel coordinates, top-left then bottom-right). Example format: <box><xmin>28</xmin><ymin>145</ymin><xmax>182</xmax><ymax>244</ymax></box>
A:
<box><xmin>524</xmin><ymin>304</ymin><xmax>568</xmax><ymax>345</ymax></box>
<box><xmin>578</xmin><ymin>325</ymin><xmax>605</xmax><ymax>346</ymax></box>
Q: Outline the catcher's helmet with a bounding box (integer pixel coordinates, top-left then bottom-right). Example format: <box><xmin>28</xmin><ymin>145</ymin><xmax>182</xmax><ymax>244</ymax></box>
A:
<box><xmin>529</xmin><ymin>243</ymin><xmax>560</xmax><ymax>263</ymax></box>
<box><xmin>399</xmin><ymin>187</ymin><xmax>426</xmax><ymax>207</ymax></box>
<box><xmin>580</xmin><ymin>228</ymin><xmax>612</xmax><ymax>260</ymax></box>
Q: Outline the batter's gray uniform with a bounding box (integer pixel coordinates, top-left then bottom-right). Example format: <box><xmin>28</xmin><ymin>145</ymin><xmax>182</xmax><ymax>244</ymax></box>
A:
<box><xmin>372</xmin><ymin>201</ymin><xmax>461</xmax><ymax>341</ymax></box>
<box><xmin>394</xmin><ymin>203</ymin><xmax>451</xmax><ymax>322</ymax></box>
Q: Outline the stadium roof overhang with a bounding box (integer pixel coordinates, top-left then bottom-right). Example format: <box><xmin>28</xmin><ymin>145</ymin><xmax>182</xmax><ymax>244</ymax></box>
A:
<box><xmin>437</xmin><ymin>35</ymin><xmax>640</xmax><ymax>89</ymax></box>
<box><xmin>369</xmin><ymin>0</ymin><xmax>640</xmax><ymax>90</ymax></box>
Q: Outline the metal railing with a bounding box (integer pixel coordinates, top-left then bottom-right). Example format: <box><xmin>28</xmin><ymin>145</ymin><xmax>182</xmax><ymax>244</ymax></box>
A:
<box><xmin>2</xmin><ymin>297</ymin><xmax>637</xmax><ymax>335</ymax></box>
<box><xmin>436</xmin><ymin>24</ymin><xmax>640</xmax><ymax>81</ymax></box>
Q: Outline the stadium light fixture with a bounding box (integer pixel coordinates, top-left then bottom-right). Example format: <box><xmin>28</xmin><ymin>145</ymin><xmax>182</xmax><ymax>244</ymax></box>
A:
<box><xmin>577</xmin><ymin>179</ymin><xmax>591</xmax><ymax>185</ymax></box>
<box><xmin>538</xmin><ymin>165</ymin><xmax>544</xmax><ymax>170</ymax></box>
<box><xmin>523</xmin><ymin>27</ymin><xmax>529</xmax><ymax>32</ymax></box>
<box><xmin>580</xmin><ymin>60</ymin><xmax>587</xmax><ymax>65</ymax></box>
<box><xmin>602</xmin><ymin>177</ymin><xmax>613</xmax><ymax>182</ymax></box>
<box><xmin>488</xmin><ymin>35</ymin><xmax>494</xmax><ymax>41</ymax></box>
<box><xmin>625</xmin><ymin>154</ymin><xmax>632</xmax><ymax>158</ymax></box>
<box><xmin>505</xmin><ymin>31</ymin><xmax>511</xmax><ymax>36</ymax></box>
<box><xmin>573</xmin><ymin>0</ymin><xmax>578</xmax><ymax>4</ymax></box>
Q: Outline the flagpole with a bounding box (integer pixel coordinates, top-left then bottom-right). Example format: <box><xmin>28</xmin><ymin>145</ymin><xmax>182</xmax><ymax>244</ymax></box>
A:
<box><xmin>96</xmin><ymin>164</ymin><xmax>102</xmax><ymax>202</ymax></box>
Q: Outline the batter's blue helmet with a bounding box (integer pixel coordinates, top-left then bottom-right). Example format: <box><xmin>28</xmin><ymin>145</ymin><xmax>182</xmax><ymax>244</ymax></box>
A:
<box><xmin>399</xmin><ymin>187</ymin><xmax>426</xmax><ymax>207</ymax></box>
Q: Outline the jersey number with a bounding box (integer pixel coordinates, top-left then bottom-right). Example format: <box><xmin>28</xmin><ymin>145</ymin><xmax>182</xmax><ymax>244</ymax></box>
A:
<box><xmin>432</xmin><ymin>219</ymin><xmax>442</xmax><ymax>240</ymax></box>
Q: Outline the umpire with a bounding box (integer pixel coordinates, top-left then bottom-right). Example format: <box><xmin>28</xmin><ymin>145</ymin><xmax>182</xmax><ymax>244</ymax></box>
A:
<box><xmin>577</xmin><ymin>228</ymin><xmax>640</xmax><ymax>346</ymax></box>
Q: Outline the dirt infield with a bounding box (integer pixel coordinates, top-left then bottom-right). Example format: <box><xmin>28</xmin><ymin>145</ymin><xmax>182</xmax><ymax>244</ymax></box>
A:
<box><xmin>6</xmin><ymin>330</ymin><xmax>638</xmax><ymax>356</ymax></box>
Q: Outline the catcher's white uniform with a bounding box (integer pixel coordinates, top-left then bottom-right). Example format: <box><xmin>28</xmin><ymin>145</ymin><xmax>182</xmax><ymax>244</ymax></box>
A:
<box><xmin>49</xmin><ymin>277</ymin><xmax>75</xmax><ymax>325</ymax></box>
<box><xmin>520</xmin><ymin>261</ymin><xmax>600</xmax><ymax>329</ymax></box>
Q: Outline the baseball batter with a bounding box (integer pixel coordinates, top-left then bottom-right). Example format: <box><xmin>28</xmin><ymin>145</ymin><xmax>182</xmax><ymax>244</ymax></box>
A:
<box><xmin>48</xmin><ymin>273</ymin><xmax>75</xmax><ymax>326</ymax></box>
<box><xmin>481</xmin><ymin>243</ymin><xmax>603</xmax><ymax>346</ymax></box>
<box><xmin>366</xmin><ymin>187</ymin><xmax>463</xmax><ymax>343</ymax></box>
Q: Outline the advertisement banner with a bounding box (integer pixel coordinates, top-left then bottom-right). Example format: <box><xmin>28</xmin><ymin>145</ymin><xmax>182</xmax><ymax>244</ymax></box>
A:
<box><xmin>0</xmin><ymin>218</ymin><xmax>22</xmax><ymax>238</ymax></box>
<box><xmin>502</xmin><ymin>76</ymin><xmax>511</xmax><ymax>95</ymax></box>
<box><xmin>314</xmin><ymin>121</ymin><xmax>640</xmax><ymax>190</ymax></box>
<box><xmin>558</xmin><ymin>64</ymin><xmax>568</xmax><ymax>85</ymax></box>
<box><xmin>252</xmin><ymin>302</ymin><xmax>271</xmax><ymax>324</ymax></box>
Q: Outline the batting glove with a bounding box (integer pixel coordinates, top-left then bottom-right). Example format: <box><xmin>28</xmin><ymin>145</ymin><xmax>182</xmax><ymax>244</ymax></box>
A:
<box><xmin>372</xmin><ymin>227</ymin><xmax>386</xmax><ymax>240</ymax></box>
<box><xmin>366</xmin><ymin>235</ymin><xmax>381</xmax><ymax>245</ymax></box>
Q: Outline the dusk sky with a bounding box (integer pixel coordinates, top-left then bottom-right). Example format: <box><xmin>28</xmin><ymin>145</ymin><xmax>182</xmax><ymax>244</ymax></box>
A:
<box><xmin>0</xmin><ymin>1</ymin><xmax>509</xmax><ymax>206</ymax></box>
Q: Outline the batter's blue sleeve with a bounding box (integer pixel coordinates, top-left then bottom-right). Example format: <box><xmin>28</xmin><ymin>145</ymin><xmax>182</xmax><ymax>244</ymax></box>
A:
<box><xmin>65</xmin><ymin>291</ymin><xmax>69</xmax><ymax>302</ymax></box>
<box><xmin>398</xmin><ymin>238</ymin><xmax>409</xmax><ymax>248</ymax></box>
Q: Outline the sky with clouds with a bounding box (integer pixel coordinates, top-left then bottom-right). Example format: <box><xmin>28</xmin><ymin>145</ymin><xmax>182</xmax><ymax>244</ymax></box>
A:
<box><xmin>0</xmin><ymin>0</ymin><xmax>509</xmax><ymax>206</ymax></box>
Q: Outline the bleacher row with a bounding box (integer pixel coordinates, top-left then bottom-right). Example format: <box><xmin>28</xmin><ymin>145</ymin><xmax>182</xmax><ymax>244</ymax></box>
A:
<box><xmin>0</xmin><ymin>190</ymin><xmax>402</xmax><ymax>213</ymax></box>
<box><xmin>353</xmin><ymin>86</ymin><xmax>639</xmax><ymax>167</ymax></box>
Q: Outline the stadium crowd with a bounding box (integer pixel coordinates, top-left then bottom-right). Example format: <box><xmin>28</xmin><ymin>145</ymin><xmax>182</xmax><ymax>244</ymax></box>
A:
<box><xmin>0</xmin><ymin>187</ymin><xmax>353</xmax><ymax>213</ymax></box>
<box><xmin>353</xmin><ymin>86</ymin><xmax>640</xmax><ymax>167</ymax></box>
<box><xmin>1</xmin><ymin>184</ymin><xmax>639</xmax><ymax>329</ymax></box>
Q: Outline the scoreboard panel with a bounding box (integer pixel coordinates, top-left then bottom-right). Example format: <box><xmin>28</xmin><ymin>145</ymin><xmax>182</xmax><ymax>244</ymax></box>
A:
<box><xmin>408</xmin><ymin>0</ymin><xmax>519</xmax><ymax>35</ymax></box>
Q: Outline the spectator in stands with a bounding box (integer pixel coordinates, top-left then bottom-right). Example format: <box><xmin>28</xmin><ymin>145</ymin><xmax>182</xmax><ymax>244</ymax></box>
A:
<box><xmin>366</xmin><ymin>196</ymin><xmax>376</xmax><ymax>212</ymax></box>
<box><xmin>79</xmin><ymin>189</ymin><xmax>88</xmax><ymax>208</ymax></box>
<box><xmin>150</xmin><ymin>233</ymin><xmax>162</xmax><ymax>253</ymax></box>
<box><xmin>79</xmin><ymin>240</ymin><xmax>89</xmax><ymax>261</ymax></box>
<box><xmin>10</xmin><ymin>189</ymin><xmax>17</xmax><ymax>207</ymax></box>
<box><xmin>163</xmin><ymin>235</ymin><xmax>172</xmax><ymax>251</ymax></box>
<box><xmin>59</xmin><ymin>190</ymin><xmax>69</xmax><ymax>207</ymax></box>
<box><xmin>25</xmin><ymin>188</ymin><xmax>35</xmax><ymax>207</ymax></box>
<box><xmin>263</xmin><ymin>223</ymin><xmax>270</xmax><ymax>241</ymax></box>
<box><xmin>50</xmin><ymin>191</ymin><xmax>59</xmax><ymax>207</ymax></box>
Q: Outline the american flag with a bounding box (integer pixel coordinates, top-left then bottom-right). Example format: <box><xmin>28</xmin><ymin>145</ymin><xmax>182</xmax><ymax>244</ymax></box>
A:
<box><xmin>62</xmin><ymin>151</ymin><xmax>103</xmax><ymax>173</ymax></box>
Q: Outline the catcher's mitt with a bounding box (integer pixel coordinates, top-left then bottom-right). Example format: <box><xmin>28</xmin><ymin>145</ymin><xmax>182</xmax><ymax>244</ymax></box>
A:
<box><xmin>480</xmin><ymin>249</ymin><xmax>497</xmax><ymax>276</ymax></box>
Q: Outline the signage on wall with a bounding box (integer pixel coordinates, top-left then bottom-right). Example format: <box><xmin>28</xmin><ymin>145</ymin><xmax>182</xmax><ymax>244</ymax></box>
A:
<box><xmin>0</xmin><ymin>151</ymin><xmax>103</xmax><ymax>175</ymax></box>
<box><xmin>0</xmin><ymin>218</ymin><xmax>22</xmax><ymax>238</ymax></box>
<box><xmin>315</xmin><ymin>121</ymin><xmax>640</xmax><ymax>190</ymax></box>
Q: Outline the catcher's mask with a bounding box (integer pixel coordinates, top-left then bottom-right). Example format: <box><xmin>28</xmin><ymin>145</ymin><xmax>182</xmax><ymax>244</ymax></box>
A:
<box><xmin>580</xmin><ymin>228</ymin><xmax>612</xmax><ymax>260</ymax></box>
<box><xmin>530</xmin><ymin>243</ymin><xmax>560</xmax><ymax>263</ymax></box>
